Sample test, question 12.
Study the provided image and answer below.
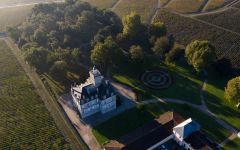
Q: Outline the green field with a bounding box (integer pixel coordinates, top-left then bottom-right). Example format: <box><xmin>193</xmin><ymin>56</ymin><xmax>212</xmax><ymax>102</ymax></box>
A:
<box><xmin>112</xmin><ymin>62</ymin><xmax>203</xmax><ymax>105</ymax></box>
<box><xmin>0</xmin><ymin>40</ymin><xmax>70</xmax><ymax>149</ymax></box>
<box><xmin>204</xmin><ymin>75</ymin><xmax>240</xmax><ymax>130</ymax></box>
<box><xmin>224</xmin><ymin>138</ymin><xmax>240</xmax><ymax>150</ymax></box>
<box><xmin>92</xmin><ymin>102</ymin><xmax>230</xmax><ymax>146</ymax></box>
<box><xmin>113</xmin><ymin>0</ymin><xmax>158</xmax><ymax>23</ymax></box>
<box><xmin>83</xmin><ymin>0</ymin><xmax>118</xmax><ymax>9</ymax></box>
<box><xmin>0</xmin><ymin>5</ymin><xmax>33</xmax><ymax>32</ymax></box>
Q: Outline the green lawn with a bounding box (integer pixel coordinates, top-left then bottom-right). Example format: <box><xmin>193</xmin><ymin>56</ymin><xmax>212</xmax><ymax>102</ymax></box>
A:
<box><xmin>204</xmin><ymin>75</ymin><xmax>240</xmax><ymax>130</ymax></box>
<box><xmin>224</xmin><ymin>138</ymin><xmax>240</xmax><ymax>150</ymax></box>
<box><xmin>0</xmin><ymin>40</ymin><xmax>70</xmax><ymax>149</ymax></box>
<box><xmin>0</xmin><ymin>5</ymin><xmax>33</xmax><ymax>32</ymax></box>
<box><xmin>92</xmin><ymin>102</ymin><xmax>230</xmax><ymax>146</ymax></box>
<box><xmin>112</xmin><ymin>62</ymin><xmax>203</xmax><ymax>105</ymax></box>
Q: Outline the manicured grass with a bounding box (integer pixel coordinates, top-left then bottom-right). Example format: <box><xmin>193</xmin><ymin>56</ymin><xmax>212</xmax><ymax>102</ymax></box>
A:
<box><xmin>0</xmin><ymin>5</ymin><xmax>33</xmax><ymax>32</ymax></box>
<box><xmin>224</xmin><ymin>138</ymin><xmax>240</xmax><ymax>150</ymax></box>
<box><xmin>166</xmin><ymin>0</ymin><xmax>205</xmax><ymax>13</ymax></box>
<box><xmin>83</xmin><ymin>0</ymin><xmax>118</xmax><ymax>9</ymax></box>
<box><xmin>92</xmin><ymin>102</ymin><xmax>230</xmax><ymax>145</ymax></box>
<box><xmin>204</xmin><ymin>75</ymin><xmax>240</xmax><ymax>130</ymax></box>
<box><xmin>113</xmin><ymin>0</ymin><xmax>158</xmax><ymax>23</ymax></box>
<box><xmin>0</xmin><ymin>40</ymin><xmax>70</xmax><ymax>149</ymax></box>
<box><xmin>112</xmin><ymin>62</ymin><xmax>203</xmax><ymax>105</ymax></box>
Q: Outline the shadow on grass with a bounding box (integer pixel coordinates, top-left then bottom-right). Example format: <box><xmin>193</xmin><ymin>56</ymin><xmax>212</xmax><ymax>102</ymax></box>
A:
<box><xmin>203</xmin><ymin>75</ymin><xmax>240</xmax><ymax>129</ymax></box>
<box><xmin>93</xmin><ymin>102</ymin><xmax>229</xmax><ymax>145</ymax></box>
<box><xmin>112</xmin><ymin>62</ymin><xmax>203</xmax><ymax>104</ymax></box>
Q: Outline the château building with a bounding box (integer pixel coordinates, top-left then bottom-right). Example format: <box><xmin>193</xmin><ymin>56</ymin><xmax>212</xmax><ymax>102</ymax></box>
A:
<box><xmin>71</xmin><ymin>66</ymin><xmax>116</xmax><ymax>118</ymax></box>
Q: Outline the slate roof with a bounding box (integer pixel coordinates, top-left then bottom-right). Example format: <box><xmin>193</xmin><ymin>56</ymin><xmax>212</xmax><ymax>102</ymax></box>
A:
<box><xmin>105</xmin><ymin>111</ymin><xmax>185</xmax><ymax>150</ymax></box>
<box><xmin>184</xmin><ymin>131</ymin><xmax>219</xmax><ymax>150</ymax></box>
<box><xmin>72</xmin><ymin>79</ymin><xmax>115</xmax><ymax>105</ymax></box>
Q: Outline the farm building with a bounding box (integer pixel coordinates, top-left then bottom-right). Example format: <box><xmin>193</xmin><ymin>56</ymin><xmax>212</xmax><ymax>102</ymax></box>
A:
<box><xmin>105</xmin><ymin>111</ymin><xmax>219</xmax><ymax>150</ymax></box>
<box><xmin>71</xmin><ymin>66</ymin><xmax>116</xmax><ymax>118</ymax></box>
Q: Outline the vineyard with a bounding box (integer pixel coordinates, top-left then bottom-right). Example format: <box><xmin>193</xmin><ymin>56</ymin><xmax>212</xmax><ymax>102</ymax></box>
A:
<box><xmin>204</xmin><ymin>0</ymin><xmax>234</xmax><ymax>11</ymax></box>
<box><xmin>113</xmin><ymin>0</ymin><xmax>158</xmax><ymax>23</ymax></box>
<box><xmin>83</xmin><ymin>0</ymin><xmax>118</xmax><ymax>9</ymax></box>
<box><xmin>196</xmin><ymin>8</ymin><xmax>240</xmax><ymax>33</ymax></box>
<box><xmin>0</xmin><ymin>40</ymin><xmax>70</xmax><ymax>149</ymax></box>
<box><xmin>233</xmin><ymin>1</ymin><xmax>240</xmax><ymax>8</ymax></box>
<box><xmin>160</xmin><ymin>0</ymin><xmax>170</xmax><ymax>6</ymax></box>
<box><xmin>153</xmin><ymin>9</ymin><xmax>240</xmax><ymax>70</ymax></box>
<box><xmin>166</xmin><ymin>0</ymin><xmax>205</xmax><ymax>13</ymax></box>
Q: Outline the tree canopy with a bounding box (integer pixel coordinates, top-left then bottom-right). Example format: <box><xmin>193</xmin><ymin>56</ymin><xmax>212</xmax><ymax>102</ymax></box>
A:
<box><xmin>91</xmin><ymin>36</ymin><xmax>124</xmax><ymax>70</ymax></box>
<box><xmin>129</xmin><ymin>45</ymin><xmax>144</xmax><ymax>63</ymax></box>
<box><xmin>122</xmin><ymin>12</ymin><xmax>145</xmax><ymax>39</ymax></box>
<box><xmin>185</xmin><ymin>40</ymin><xmax>216</xmax><ymax>72</ymax></box>
<box><xmin>225</xmin><ymin>76</ymin><xmax>240</xmax><ymax>105</ymax></box>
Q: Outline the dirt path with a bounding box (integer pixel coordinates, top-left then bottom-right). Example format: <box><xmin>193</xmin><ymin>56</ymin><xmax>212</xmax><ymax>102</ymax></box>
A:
<box><xmin>59</xmin><ymin>99</ymin><xmax>101</xmax><ymax>150</ymax></box>
<box><xmin>0</xmin><ymin>0</ymin><xmax>63</xmax><ymax>9</ymax></box>
<box><xmin>189</xmin><ymin>0</ymin><xmax>239</xmax><ymax>17</ymax></box>
<box><xmin>3</xmin><ymin>38</ymin><xmax>88</xmax><ymax>150</ymax></box>
<box><xmin>111</xmin><ymin>0</ymin><xmax>122</xmax><ymax>10</ymax></box>
<box><xmin>200</xmin><ymin>0</ymin><xmax>210</xmax><ymax>12</ymax></box>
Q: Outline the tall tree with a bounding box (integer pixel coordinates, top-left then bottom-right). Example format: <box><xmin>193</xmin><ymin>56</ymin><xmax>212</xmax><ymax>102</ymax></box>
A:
<box><xmin>149</xmin><ymin>22</ymin><xmax>167</xmax><ymax>38</ymax></box>
<box><xmin>122</xmin><ymin>12</ymin><xmax>145</xmax><ymax>39</ymax></box>
<box><xmin>225</xmin><ymin>76</ymin><xmax>240</xmax><ymax>106</ymax></box>
<box><xmin>129</xmin><ymin>45</ymin><xmax>144</xmax><ymax>63</ymax></box>
<box><xmin>91</xmin><ymin>36</ymin><xmax>124</xmax><ymax>70</ymax></box>
<box><xmin>24</xmin><ymin>47</ymin><xmax>50</xmax><ymax>72</ymax></box>
<box><xmin>152</xmin><ymin>36</ymin><xmax>169</xmax><ymax>58</ymax></box>
<box><xmin>185</xmin><ymin>40</ymin><xmax>216</xmax><ymax>73</ymax></box>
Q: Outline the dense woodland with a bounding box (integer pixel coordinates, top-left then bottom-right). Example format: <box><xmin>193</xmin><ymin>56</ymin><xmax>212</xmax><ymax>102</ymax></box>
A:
<box><xmin>7</xmin><ymin>0</ymin><xmax>235</xmax><ymax>85</ymax></box>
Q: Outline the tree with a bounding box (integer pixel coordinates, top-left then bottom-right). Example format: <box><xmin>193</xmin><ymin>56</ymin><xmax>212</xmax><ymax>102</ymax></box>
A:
<box><xmin>91</xmin><ymin>36</ymin><xmax>124</xmax><ymax>70</ymax></box>
<box><xmin>165</xmin><ymin>46</ymin><xmax>183</xmax><ymax>63</ymax></box>
<box><xmin>49</xmin><ymin>61</ymin><xmax>68</xmax><ymax>80</ymax></box>
<box><xmin>122</xmin><ymin>12</ymin><xmax>145</xmax><ymax>39</ymax></box>
<box><xmin>129</xmin><ymin>45</ymin><xmax>144</xmax><ymax>63</ymax></box>
<box><xmin>24</xmin><ymin>47</ymin><xmax>50</xmax><ymax>72</ymax></box>
<box><xmin>33</xmin><ymin>29</ymin><xmax>47</xmax><ymax>46</ymax></box>
<box><xmin>225</xmin><ymin>76</ymin><xmax>240</xmax><ymax>106</ymax></box>
<box><xmin>149</xmin><ymin>21</ymin><xmax>167</xmax><ymax>38</ymax></box>
<box><xmin>152</xmin><ymin>36</ymin><xmax>169</xmax><ymax>58</ymax></box>
<box><xmin>71</xmin><ymin>48</ymin><xmax>82</xmax><ymax>61</ymax></box>
<box><xmin>7</xmin><ymin>27</ymin><xmax>21</xmax><ymax>42</ymax></box>
<box><xmin>185</xmin><ymin>40</ymin><xmax>216</xmax><ymax>73</ymax></box>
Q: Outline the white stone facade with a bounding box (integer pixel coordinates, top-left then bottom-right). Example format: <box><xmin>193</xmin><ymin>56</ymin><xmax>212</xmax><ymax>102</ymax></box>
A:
<box><xmin>71</xmin><ymin>67</ymin><xmax>117</xmax><ymax>118</ymax></box>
